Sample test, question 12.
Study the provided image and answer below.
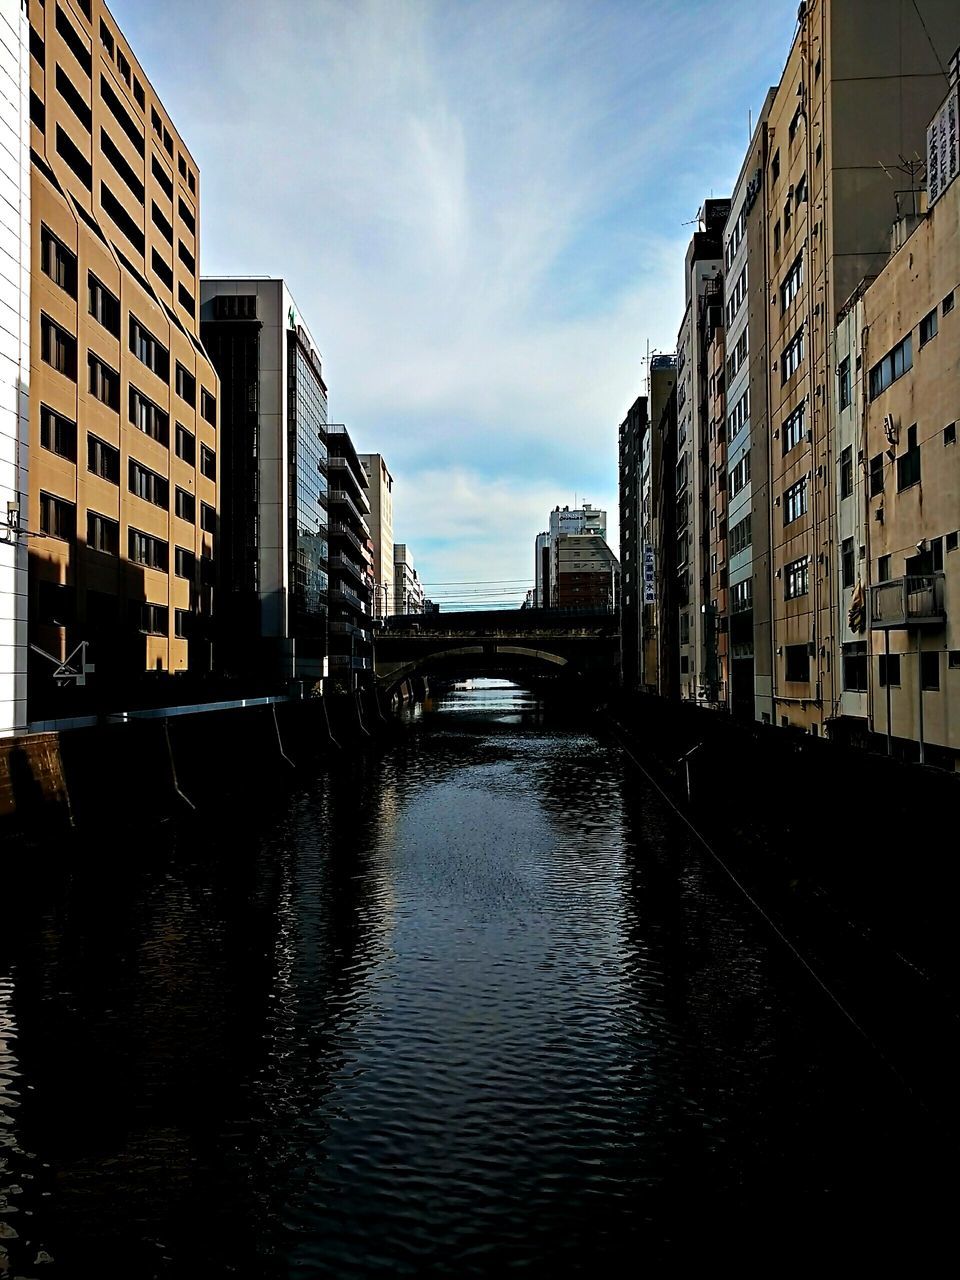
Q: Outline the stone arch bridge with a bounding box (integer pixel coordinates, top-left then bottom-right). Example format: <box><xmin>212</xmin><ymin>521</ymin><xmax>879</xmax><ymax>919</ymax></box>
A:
<box><xmin>375</xmin><ymin>607</ymin><xmax>620</xmax><ymax>700</ymax></box>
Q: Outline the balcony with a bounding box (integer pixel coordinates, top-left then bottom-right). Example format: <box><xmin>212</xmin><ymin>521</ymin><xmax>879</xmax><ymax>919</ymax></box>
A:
<box><xmin>330</xmin><ymin>552</ymin><xmax>369</xmax><ymax>587</ymax></box>
<box><xmin>329</xmin><ymin>584</ymin><xmax>369</xmax><ymax>614</ymax></box>
<box><xmin>869</xmin><ymin>574</ymin><xmax>945</xmax><ymax>630</ymax></box>
<box><xmin>328</xmin><ymin>654</ymin><xmax>372</xmax><ymax>670</ymax></box>
<box><xmin>329</xmin><ymin>487</ymin><xmax>370</xmax><ymax>525</ymax></box>
<box><xmin>329</xmin><ymin>620</ymin><xmax>371</xmax><ymax>642</ymax></box>
<box><xmin>330</xmin><ymin>520</ymin><xmax>365</xmax><ymax>554</ymax></box>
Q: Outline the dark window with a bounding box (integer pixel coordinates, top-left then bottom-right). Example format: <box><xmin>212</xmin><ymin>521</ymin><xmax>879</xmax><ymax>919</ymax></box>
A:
<box><xmin>100</xmin><ymin>183</ymin><xmax>144</xmax><ymax>253</ymax></box>
<box><xmin>87</xmin><ymin>434</ymin><xmax>120</xmax><ymax>483</ymax></box>
<box><xmin>187</xmin><ymin>170</ymin><xmax>196</xmax><ymax>195</ymax></box>
<box><xmin>870</xmin><ymin>452</ymin><xmax>884</xmax><ymax>497</ymax></box>
<box><xmin>100</xmin><ymin>75</ymin><xmax>144</xmax><ymax>154</ymax></box>
<box><xmin>151</xmin><ymin>153</ymin><xmax>173</xmax><ymax>199</ymax></box>
<box><xmin>920</xmin><ymin>308</ymin><xmax>938</xmax><ymax>345</ymax></box>
<box><xmin>877</xmin><ymin>555</ymin><xmax>891</xmax><ymax>582</ymax></box>
<box><xmin>950</xmin><ymin>651</ymin><xmax>960</xmax><ymax>669</ymax></box>
<box><xmin>39</xmin><ymin>490</ymin><xmax>76</xmax><ymax>540</ymax></box>
<box><xmin>943</xmin><ymin>291</ymin><xmax>955</xmax><ymax>315</ymax></box>
<box><xmin>175</xmin><ymin>487</ymin><xmax>195</xmax><ymax>521</ymax></box>
<box><xmin>815</xmin><ymin>140</ymin><xmax>822</xmax><ymax>166</ymax></box>
<box><xmin>30</xmin><ymin>26</ymin><xmax>44</xmax><ymax>67</ymax></box>
<box><xmin>88</xmin><ymin>352</ymin><xmax>120</xmax><ymax>409</ymax></box>
<box><xmin>840</xmin><ymin>445</ymin><xmax>853</xmax><ymax>498</ymax></box>
<box><xmin>175</xmin><ymin>422</ymin><xmax>196</xmax><ymax>466</ymax></box>
<box><xmin>200</xmin><ymin>444</ymin><xmax>216</xmax><ymax>481</ymax></box>
<box><xmin>783</xmin><ymin>477</ymin><xmax>808</xmax><ymax>524</ymax></box>
<box><xmin>151</xmin><ymin>107</ymin><xmax>162</xmax><ymax>137</ymax></box>
<box><xmin>784</xmin><ymin>557</ymin><xmax>809</xmax><ymax>600</ymax></box>
<box><xmin>781</xmin><ymin>327</ymin><xmax>804</xmax><ymax>382</ymax></box>
<box><xmin>151</xmin><ymin>200</ymin><xmax>173</xmax><ymax>244</ymax></box>
<box><xmin>869</xmin><ymin>334</ymin><xmax>912</xmax><ymax>399</ymax></box>
<box><xmin>30</xmin><ymin>90</ymin><xmax>45</xmax><ymax>131</ymax></box>
<box><xmin>163</xmin><ymin>127</ymin><xmax>173</xmax><ymax>157</ymax></box>
<box><xmin>773</xmin><ymin>220</ymin><xmax>781</xmax><ymax>253</ymax></box>
<box><xmin>100</xmin><ymin>128</ymin><xmax>144</xmax><ymax>201</ymax></box>
<box><xmin>842</xmin><ymin>644</ymin><xmax>868</xmax><ymax>692</ymax></box>
<box><xmin>879</xmin><ymin>654</ymin><xmax>901</xmax><ymax>687</ymax></box>
<box><xmin>838</xmin><ymin>356</ymin><xmax>851</xmax><ymax>411</ymax></box>
<box><xmin>841</xmin><ymin>538</ymin><xmax>855</xmax><ymax>588</ymax></box>
<box><xmin>139</xmin><ymin>603</ymin><xmax>168</xmax><ymax>636</ymax></box>
<box><xmin>174</xmin><ymin>364</ymin><xmax>195</xmax><ymax>407</ymax></box>
<box><xmin>129</xmin><ymin>460</ymin><xmax>168</xmax><ymax>508</ymax></box>
<box><xmin>151</xmin><ymin>249</ymin><xmax>173</xmax><ymax>290</ymax></box>
<box><xmin>947</xmin><ymin>531</ymin><xmax>959</xmax><ymax>552</ymax></box>
<box><xmin>56</xmin><ymin>6</ymin><xmax>92</xmax><ymax>77</ymax></box>
<box><xmin>921</xmin><ymin>651</ymin><xmax>940</xmax><ymax>691</ymax></box>
<box><xmin>944</xmin><ymin>422</ymin><xmax>956</xmax><ymax>446</ymax></box>
<box><xmin>40</xmin><ymin>224</ymin><xmax>77</xmax><ymax>295</ymax></box>
<box><xmin>55</xmin><ymin>65</ymin><xmax>91</xmax><ymax>131</ymax></box>
<box><xmin>129</xmin><ymin>385</ymin><xmax>169</xmax><ymax>445</ymax></box>
<box><xmin>177</xmin><ymin>197</ymin><xmax>195</xmax><ymax>236</ymax></box>
<box><xmin>116</xmin><ymin>48</ymin><xmax>131</xmax><ymax>86</ymax></box>
<box><xmin>178</xmin><ymin>240</ymin><xmax>195</xmax><ymax>274</ymax></box>
<box><xmin>896</xmin><ymin>423</ymin><xmax>920</xmax><ymax>491</ymax></box>
<box><xmin>784</xmin><ymin>644</ymin><xmax>809</xmax><ymax>683</ymax></box>
<box><xmin>783</xmin><ymin>401</ymin><xmax>806</xmax><ymax>454</ymax></box>
<box><xmin>133</xmin><ymin>78</ymin><xmax>145</xmax><ymax>111</ymax></box>
<box><xmin>39</xmin><ymin>405</ymin><xmax>77</xmax><ymax>460</ymax></box>
<box><xmin>178</xmin><ymin>283</ymin><xmax>195</xmax><ymax>317</ymax></box>
<box><xmin>729</xmin><ymin>514</ymin><xmax>751</xmax><ymax>556</ymax></box>
<box><xmin>40</xmin><ymin>313</ymin><xmax>77</xmax><ymax>379</ymax></box>
<box><xmin>129</xmin><ymin>315</ymin><xmax>169</xmax><ymax>378</ymax></box>
<box><xmin>771</xmin><ymin>149</ymin><xmax>780</xmax><ymax>182</ymax></box>
<box><xmin>128</xmin><ymin>528</ymin><xmax>168</xmax><ymax>571</ymax></box>
<box><xmin>200</xmin><ymin>502</ymin><xmax>216</xmax><ymax>533</ymax></box>
<box><xmin>175</xmin><ymin>547</ymin><xmax>196</xmax><ymax>579</ymax></box>
<box><xmin>99</xmin><ymin>21</ymin><xmax>114</xmax><ymax>58</ymax></box>
<box><xmin>55</xmin><ymin>125</ymin><xmax>91</xmax><ymax>188</ymax></box>
<box><xmin>200</xmin><ymin>388</ymin><xmax>216</xmax><ymax>425</ymax></box>
<box><xmin>178</xmin><ymin>152</ymin><xmax>187</xmax><ymax>179</ymax></box>
<box><xmin>175</xmin><ymin>608</ymin><xmax>190</xmax><ymax>639</ymax></box>
<box><xmin>86</xmin><ymin>275</ymin><xmax>118</xmax><ymax>337</ymax></box>
<box><xmin>87</xmin><ymin>510</ymin><xmax>119</xmax><ymax>555</ymax></box>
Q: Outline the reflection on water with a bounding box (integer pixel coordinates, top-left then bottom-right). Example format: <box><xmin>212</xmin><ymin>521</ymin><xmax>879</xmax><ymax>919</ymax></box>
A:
<box><xmin>0</xmin><ymin>682</ymin><xmax>949</xmax><ymax>1275</ymax></box>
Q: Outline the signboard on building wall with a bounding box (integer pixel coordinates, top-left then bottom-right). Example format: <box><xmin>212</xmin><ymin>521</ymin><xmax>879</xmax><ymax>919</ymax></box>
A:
<box><xmin>927</xmin><ymin>85</ymin><xmax>959</xmax><ymax>208</ymax></box>
<box><xmin>642</xmin><ymin>545</ymin><xmax>656</xmax><ymax>604</ymax></box>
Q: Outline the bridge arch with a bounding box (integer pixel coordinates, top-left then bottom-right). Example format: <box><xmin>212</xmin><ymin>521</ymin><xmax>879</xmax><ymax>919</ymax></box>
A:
<box><xmin>378</xmin><ymin>643</ymin><xmax>571</xmax><ymax>701</ymax></box>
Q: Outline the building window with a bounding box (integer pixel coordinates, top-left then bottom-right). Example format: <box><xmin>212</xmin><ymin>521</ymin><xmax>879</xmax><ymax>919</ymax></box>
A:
<box><xmin>783</xmin><ymin>198</ymin><xmax>792</xmax><ymax>235</ymax></box>
<box><xmin>175</xmin><ymin>423</ymin><xmax>196</xmax><ymax>466</ymax></box>
<box><xmin>200</xmin><ymin>388</ymin><xmax>216</xmax><ymax>425</ymax></box>
<box><xmin>943</xmin><ymin>291</ymin><xmax>955</xmax><ymax>315</ymax></box>
<box><xmin>39</xmin><ymin>406</ymin><xmax>77</xmax><ymax>461</ymax></box>
<box><xmin>781</xmin><ymin>327</ymin><xmax>804</xmax><ymax>382</ymax></box>
<box><xmin>896</xmin><ymin>423</ymin><xmax>921</xmax><ymax>491</ymax></box>
<box><xmin>780</xmin><ymin>252</ymin><xmax>803</xmax><ymax>310</ymax></box>
<box><xmin>163</xmin><ymin>127</ymin><xmax>173</xmax><ymax>157</ymax></box>
<box><xmin>841</xmin><ymin>537</ymin><xmax>855</xmax><ymax>588</ymax></box>
<box><xmin>771</xmin><ymin>149</ymin><xmax>780</xmax><ymax>183</ymax></box>
<box><xmin>101</xmin><ymin>128</ymin><xmax>144</xmax><ymax>202</ymax></box>
<box><xmin>39</xmin><ymin>491</ymin><xmax>76</xmax><ymax>541</ymax></box>
<box><xmin>727</xmin><ymin>388</ymin><xmax>749</xmax><ymax>440</ymax></box>
<box><xmin>175</xmin><ymin>547</ymin><xmax>196</xmax><ymax>579</ymax></box>
<box><xmin>178</xmin><ymin>197</ymin><xmax>196</xmax><ymax>236</ymax></box>
<box><xmin>950</xmin><ymin>651</ymin><xmax>960</xmax><ymax>668</ymax></box>
<box><xmin>878</xmin><ymin>654</ymin><xmax>901</xmax><ymax>687</ymax></box>
<box><xmin>783</xmin><ymin>477</ymin><xmax>808</xmax><ymax>524</ymax></box>
<box><xmin>129</xmin><ymin>386</ymin><xmax>169</xmax><ymax>446</ymax></box>
<box><xmin>41</xmin><ymin>314</ymin><xmax>77</xmax><ymax>380</ymax></box>
<box><xmin>129</xmin><ymin>528</ymin><xmax>168</xmax><ymax>571</ymax></box>
<box><xmin>840</xmin><ymin>446</ymin><xmax>853</xmax><ymax>499</ymax></box>
<box><xmin>729</xmin><ymin>514</ymin><xmax>751</xmax><ymax>556</ymax></box>
<box><xmin>869</xmin><ymin>452</ymin><xmax>884</xmax><ymax>497</ymax></box>
<box><xmin>773</xmin><ymin>220</ymin><xmax>781</xmax><ymax>253</ymax></box>
<box><xmin>151</xmin><ymin>155</ymin><xmax>174</xmax><ymax>201</ymax></box>
<box><xmin>175</xmin><ymin>609</ymin><xmax>190</xmax><ymax>639</ymax></box>
<box><xmin>87</xmin><ymin>434</ymin><xmax>120</xmax><ymax>484</ymax></box>
<box><xmin>921</xmin><ymin>651</ymin><xmax>940</xmax><ymax>691</ymax></box>
<box><xmin>129</xmin><ymin>460</ymin><xmax>169</xmax><ymax>509</ymax></box>
<box><xmin>200</xmin><ymin>445</ymin><xmax>216</xmax><ymax>481</ymax></box>
<box><xmin>728</xmin><ymin>451</ymin><xmax>751</xmax><ymax>498</ymax></box>
<box><xmin>178</xmin><ymin>284</ymin><xmax>196</xmax><ymax>317</ymax></box>
<box><xmin>178</xmin><ymin>240</ymin><xmax>195</xmax><ymax>274</ymax></box>
<box><xmin>100</xmin><ymin>75</ymin><xmax>144</xmax><ymax>155</ymax></box>
<box><xmin>920</xmin><ymin>308</ymin><xmax>938</xmax><ymax>346</ymax></box>
<box><xmin>175</xmin><ymin>487</ymin><xmax>195</xmax><ymax>522</ymax></box>
<box><xmin>945</xmin><ymin>423</ymin><xmax>957</xmax><ymax>446</ymax></box>
<box><xmin>877</xmin><ymin>555</ymin><xmax>891</xmax><ymax>582</ymax></box>
<box><xmin>188</xmin><ymin>171</ymin><xmax>196</xmax><ymax>194</ymax></box>
<box><xmin>88</xmin><ymin>274</ymin><xmax>120</xmax><ymax>336</ymax></box>
<box><xmin>784</xmin><ymin>644</ymin><xmax>809</xmax><ymax>683</ymax></box>
<box><xmin>175</xmin><ymin>362</ymin><xmax>196</xmax><ymax>406</ymax></box>
<box><xmin>130</xmin><ymin>316</ymin><xmax>170</xmax><ymax>379</ymax></box>
<box><xmin>842</xmin><ymin>643</ymin><xmax>868</xmax><ymax>692</ymax></box>
<box><xmin>869</xmin><ymin>334</ymin><xmax>912</xmax><ymax>398</ymax></box>
<box><xmin>40</xmin><ymin>225</ymin><xmax>77</xmax><ymax>296</ymax></box>
<box><xmin>56</xmin><ymin>6</ymin><xmax>92</xmax><ymax>77</ymax></box>
<box><xmin>838</xmin><ymin>357</ymin><xmax>851</xmax><ymax>411</ymax></box>
<box><xmin>782</xmin><ymin>400</ymin><xmax>806</xmax><ymax>454</ymax></box>
<box><xmin>730</xmin><ymin>579</ymin><xmax>753</xmax><ymax>614</ymax></box>
<box><xmin>725</xmin><ymin>265</ymin><xmax>747</xmax><ymax>326</ymax></box>
<box><xmin>784</xmin><ymin>557</ymin><xmax>809</xmax><ymax>600</ymax></box>
<box><xmin>87</xmin><ymin>511</ymin><xmax>119</xmax><ymax>556</ymax></box>
<box><xmin>88</xmin><ymin>353</ymin><xmax>120</xmax><ymax>409</ymax></box>
<box><xmin>151</xmin><ymin>201</ymin><xmax>173</xmax><ymax>244</ymax></box>
<box><xmin>139</xmin><ymin>603</ymin><xmax>169</xmax><ymax>636</ymax></box>
<box><xmin>947</xmin><ymin>531</ymin><xmax>959</xmax><ymax>552</ymax></box>
<box><xmin>815</xmin><ymin>140</ymin><xmax>822</xmax><ymax>166</ymax></box>
<box><xmin>30</xmin><ymin>89</ymin><xmax>45</xmax><ymax>131</ymax></box>
<box><xmin>99</xmin><ymin>183</ymin><xmax>144</xmax><ymax>254</ymax></box>
<box><xmin>200</xmin><ymin>502</ymin><xmax>216</xmax><ymax>534</ymax></box>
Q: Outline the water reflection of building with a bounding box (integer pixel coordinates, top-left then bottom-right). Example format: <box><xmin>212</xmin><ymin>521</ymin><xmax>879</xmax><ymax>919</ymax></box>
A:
<box><xmin>200</xmin><ymin>279</ymin><xmax>329</xmax><ymax>687</ymax></box>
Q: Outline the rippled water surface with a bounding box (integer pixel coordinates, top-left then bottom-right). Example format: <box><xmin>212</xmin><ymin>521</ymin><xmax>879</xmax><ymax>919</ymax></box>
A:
<box><xmin>0</xmin><ymin>683</ymin><xmax>948</xmax><ymax>1276</ymax></box>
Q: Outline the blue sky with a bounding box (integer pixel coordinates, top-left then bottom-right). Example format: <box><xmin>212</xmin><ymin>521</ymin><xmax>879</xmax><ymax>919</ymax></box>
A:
<box><xmin>114</xmin><ymin>0</ymin><xmax>799</xmax><ymax>608</ymax></box>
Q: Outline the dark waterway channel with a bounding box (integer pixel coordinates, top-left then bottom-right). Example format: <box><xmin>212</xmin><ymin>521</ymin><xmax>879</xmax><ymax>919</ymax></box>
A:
<box><xmin>0</xmin><ymin>682</ymin><xmax>952</xmax><ymax>1275</ymax></box>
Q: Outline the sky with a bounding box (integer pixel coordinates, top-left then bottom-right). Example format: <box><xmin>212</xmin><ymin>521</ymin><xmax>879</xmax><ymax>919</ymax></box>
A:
<box><xmin>114</xmin><ymin>0</ymin><xmax>800</xmax><ymax>609</ymax></box>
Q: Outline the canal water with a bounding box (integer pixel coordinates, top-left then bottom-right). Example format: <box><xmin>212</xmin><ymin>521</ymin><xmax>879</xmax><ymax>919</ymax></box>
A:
<box><xmin>0</xmin><ymin>682</ymin><xmax>950</xmax><ymax>1276</ymax></box>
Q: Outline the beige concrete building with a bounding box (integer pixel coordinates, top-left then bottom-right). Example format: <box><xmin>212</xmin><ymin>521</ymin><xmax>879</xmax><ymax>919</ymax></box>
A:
<box><xmin>27</xmin><ymin>0</ymin><xmax>217</xmax><ymax>715</ymax></box>
<box><xmin>555</xmin><ymin>533</ymin><xmax>619</xmax><ymax>610</ymax></box>
<box><xmin>360</xmin><ymin>453</ymin><xmax>394</xmax><ymax>619</ymax></box>
<box><xmin>764</xmin><ymin>0</ymin><xmax>956</xmax><ymax>735</ymax></box>
<box><xmin>862</xmin><ymin>159</ymin><xmax>960</xmax><ymax>766</ymax></box>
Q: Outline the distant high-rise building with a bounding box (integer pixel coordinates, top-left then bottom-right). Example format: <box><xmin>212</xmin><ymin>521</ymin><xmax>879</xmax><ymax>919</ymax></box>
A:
<box><xmin>534</xmin><ymin>503</ymin><xmax>609</xmax><ymax>610</ymax></box>
<box><xmin>554</xmin><ymin>534</ymin><xmax>619</xmax><ymax>610</ymax></box>
<box><xmin>360</xmin><ymin>453</ymin><xmax>394</xmax><ymax>618</ymax></box>
<box><xmin>394</xmin><ymin>543</ymin><xmax>423</xmax><ymax>615</ymax></box>
<box><xmin>327</xmin><ymin>425</ymin><xmax>374</xmax><ymax>685</ymax></box>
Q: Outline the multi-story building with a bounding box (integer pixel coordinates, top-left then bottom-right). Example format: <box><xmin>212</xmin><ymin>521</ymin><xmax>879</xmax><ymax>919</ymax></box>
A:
<box><xmin>618</xmin><ymin>395</ymin><xmax>646</xmax><ymax>690</ymax></box>
<box><xmin>28</xmin><ymin>0</ymin><xmax>218</xmax><ymax>716</ymax></box>
<box><xmin>655</xmin><ymin>383</ymin><xmax>680</xmax><ymax>699</ymax></box>
<box><xmin>765</xmin><ymin>0</ymin><xmax>955</xmax><ymax>735</ymax></box>
<box><xmin>861</xmin><ymin>113</ymin><xmax>959</xmax><ymax>766</ymax></box>
<box><xmin>675</xmin><ymin>200</ymin><xmax>728</xmax><ymax>702</ymax></box>
<box><xmin>700</xmin><ymin>278</ymin><xmax>725</xmax><ymax>706</ymax></box>
<box><xmin>534</xmin><ymin>531</ymin><xmax>550</xmax><ymax>607</ymax></box>
<box><xmin>641</xmin><ymin>357</ymin><xmax>677</xmax><ymax>693</ymax></box>
<box><xmin>327</xmin><ymin>424</ymin><xmax>373</xmax><ymax>686</ymax></box>
<box><xmin>393</xmin><ymin>543</ymin><xmax>423</xmax><ymax>616</ymax></box>
<box><xmin>555</xmin><ymin>533</ymin><xmax>619</xmax><ymax>610</ymax></box>
<box><xmin>1</xmin><ymin>0</ymin><xmax>30</xmax><ymax>735</ymax></box>
<box><xmin>200</xmin><ymin>278</ymin><xmax>326</xmax><ymax>686</ymax></box>
<box><xmin>360</xmin><ymin>452</ymin><xmax>394</xmax><ymax>619</ymax></box>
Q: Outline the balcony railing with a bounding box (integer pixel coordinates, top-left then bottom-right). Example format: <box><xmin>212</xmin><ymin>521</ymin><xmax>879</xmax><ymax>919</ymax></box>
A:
<box><xmin>869</xmin><ymin>573</ymin><xmax>945</xmax><ymax>630</ymax></box>
<box><xmin>329</xmin><ymin>620</ymin><xmax>371</xmax><ymax>641</ymax></box>
<box><xmin>329</xmin><ymin>584</ymin><xmax>369</xmax><ymax>613</ymax></box>
<box><xmin>329</xmin><ymin>520</ymin><xmax>364</xmax><ymax>554</ymax></box>
<box><xmin>330</xmin><ymin>552</ymin><xmax>368</xmax><ymax>586</ymax></box>
<box><xmin>329</xmin><ymin>487</ymin><xmax>370</xmax><ymax>523</ymax></box>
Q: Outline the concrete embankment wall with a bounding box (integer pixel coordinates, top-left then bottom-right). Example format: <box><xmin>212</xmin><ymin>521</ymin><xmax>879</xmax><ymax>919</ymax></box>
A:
<box><xmin>0</xmin><ymin>690</ymin><xmax>393</xmax><ymax>841</ymax></box>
